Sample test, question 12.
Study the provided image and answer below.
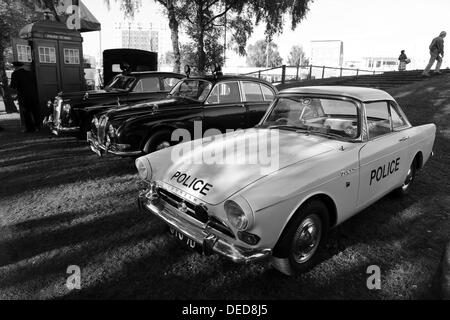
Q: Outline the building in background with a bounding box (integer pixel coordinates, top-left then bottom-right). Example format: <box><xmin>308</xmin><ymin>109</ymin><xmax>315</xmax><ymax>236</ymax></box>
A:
<box><xmin>363</xmin><ymin>57</ymin><xmax>398</xmax><ymax>71</ymax></box>
<box><xmin>310</xmin><ymin>40</ymin><xmax>344</xmax><ymax>67</ymax></box>
<box><xmin>112</xmin><ymin>21</ymin><xmax>171</xmax><ymax>55</ymax></box>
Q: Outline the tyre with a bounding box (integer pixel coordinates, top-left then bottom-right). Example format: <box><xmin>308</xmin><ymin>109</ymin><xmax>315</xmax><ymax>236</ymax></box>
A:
<box><xmin>272</xmin><ymin>200</ymin><xmax>329</xmax><ymax>276</ymax></box>
<box><xmin>394</xmin><ymin>159</ymin><xmax>417</xmax><ymax>197</ymax></box>
<box><xmin>144</xmin><ymin>130</ymin><xmax>173</xmax><ymax>154</ymax></box>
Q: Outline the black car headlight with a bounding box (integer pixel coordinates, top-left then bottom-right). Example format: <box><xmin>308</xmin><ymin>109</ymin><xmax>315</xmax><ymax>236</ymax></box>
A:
<box><xmin>225</xmin><ymin>199</ymin><xmax>253</xmax><ymax>231</ymax></box>
<box><xmin>135</xmin><ymin>157</ymin><xmax>153</xmax><ymax>181</ymax></box>
<box><xmin>62</xmin><ymin>103</ymin><xmax>71</xmax><ymax>113</ymax></box>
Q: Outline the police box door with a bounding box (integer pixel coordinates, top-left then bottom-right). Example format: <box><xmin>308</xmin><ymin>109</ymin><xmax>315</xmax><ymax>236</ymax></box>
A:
<box><xmin>32</xmin><ymin>39</ymin><xmax>61</xmax><ymax>113</ymax></box>
<box><xmin>58</xmin><ymin>41</ymin><xmax>84</xmax><ymax>93</ymax></box>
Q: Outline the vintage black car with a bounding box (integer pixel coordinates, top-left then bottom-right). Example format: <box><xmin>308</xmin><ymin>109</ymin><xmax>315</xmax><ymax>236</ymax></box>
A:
<box><xmin>87</xmin><ymin>74</ymin><xmax>277</xmax><ymax>157</ymax></box>
<box><xmin>44</xmin><ymin>71</ymin><xmax>184</xmax><ymax>137</ymax></box>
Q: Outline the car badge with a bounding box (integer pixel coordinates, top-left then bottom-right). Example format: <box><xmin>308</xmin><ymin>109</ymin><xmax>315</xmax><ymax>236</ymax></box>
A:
<box><xmin>83</xmin><ymin>92</ymin><xmax>89</xmax><ymax>100</ymax></box>
<box><xmin>178</xmin><ymin>201</ymin><xmax>188</xmax><ymax>213</ymax></box>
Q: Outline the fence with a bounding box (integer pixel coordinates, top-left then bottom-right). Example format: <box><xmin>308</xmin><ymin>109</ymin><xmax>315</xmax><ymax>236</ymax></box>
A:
<box><xmin>244</xmin><ymin>65</ymin><xmax>384</xmax><ymax>84</ymax></box>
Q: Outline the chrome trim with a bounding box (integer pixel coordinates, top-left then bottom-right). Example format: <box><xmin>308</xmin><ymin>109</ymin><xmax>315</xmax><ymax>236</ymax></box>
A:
<box><xmin>87</xmin><ymin>131</ymin><xmax>142</xmax><ymax>157</ymax></box>
<box><xmin>138</xmin><ymin>194</ymin><xmax>272</xmax><ymax>263</ymax></box>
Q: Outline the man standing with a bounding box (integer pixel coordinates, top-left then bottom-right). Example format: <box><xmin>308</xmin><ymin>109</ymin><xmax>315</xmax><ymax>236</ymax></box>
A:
<box><xmin>9</xmin><ymin>62</ymin><xmax>40</xmax><ymax>132</ymax></box>
<box><xmin>423</xmin><ymin>31</ymin><xmax>447</xmax><ymax>77</ymax></box>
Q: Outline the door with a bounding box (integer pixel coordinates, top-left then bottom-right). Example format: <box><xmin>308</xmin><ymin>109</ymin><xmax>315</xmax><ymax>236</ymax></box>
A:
<box><xmin>241</xmin><ymin>81</ymin><xmax>275</xmax><ymax>127</ymax></box>
<box><xmin>203</xmin><ymin>81</ymin><xmax>247</xmax><ymax>132</ymax></box>
<box><xmin>58</xmin><ymin>41</ymin><xmax>84</xmax><ymax>93</ymax></box>
<box><xmin>358</xmin><ymin>101</ymin><xmax>411</xmax><ymax>208</ymax></box>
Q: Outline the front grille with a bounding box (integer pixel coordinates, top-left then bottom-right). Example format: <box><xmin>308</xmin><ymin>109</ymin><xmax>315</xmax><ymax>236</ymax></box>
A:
<box><xmin>97</xmin><ymin>115</ymin><xmax>108</xmax><ymax>144</ymax></box>
<box><xmin>158</xmin><ymin>187</ymin><xmax>235</xmax><ymax>238</ymax></box>
<box><xmin>52</xmin><ymin>98</ymin><xmax>62</xmax><ymax>126</ymax></box>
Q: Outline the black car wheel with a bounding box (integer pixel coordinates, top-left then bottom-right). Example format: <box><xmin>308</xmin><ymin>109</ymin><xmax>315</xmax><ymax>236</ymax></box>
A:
<box><xmin>144</xmin><ymin>130</ymin><xmax>173</xmax><ymax>154</ymax></box>
<box><xmin>272</xmin><ymin>200</ymin><xmax>329</xmax><ymax>275</ymax></box>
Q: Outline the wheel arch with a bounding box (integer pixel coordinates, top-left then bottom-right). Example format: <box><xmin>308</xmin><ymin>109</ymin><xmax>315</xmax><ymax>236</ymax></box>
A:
<box><xmin>141</xmin><ymin>124</ymin><xmax>179</xmax><ymax>153</ymax></box>
<box><xmin>414</xmin><ymin>151</ymin><xmax>423</xmax><ymax>170</ymax></box>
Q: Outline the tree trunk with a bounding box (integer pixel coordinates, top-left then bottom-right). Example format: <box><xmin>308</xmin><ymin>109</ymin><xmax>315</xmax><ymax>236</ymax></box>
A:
<box><xmin>167</xmin><ymin>1</ymin><xmax>181</xmax><ymax>73</ymax></box>
<box><xmin>196</xmin><ymin>3</ymin><xmax>206</xmax><ymax>75</ymax></box>
<box><xmin>0</xmin><ymin>47</ymin><xmax>18</xmax><ymax>114</ymax></box>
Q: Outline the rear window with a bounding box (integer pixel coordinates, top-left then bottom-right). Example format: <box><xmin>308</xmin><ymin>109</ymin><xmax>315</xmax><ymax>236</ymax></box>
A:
<box><xmin>242</xmin><ymin>82</ymin><xmax>263</xmax><ymax>102</ymax></box>
<box><xmin>261</xmin><ymin>84</ymin><xmax>275</xmax><ymax>101</ymax></box>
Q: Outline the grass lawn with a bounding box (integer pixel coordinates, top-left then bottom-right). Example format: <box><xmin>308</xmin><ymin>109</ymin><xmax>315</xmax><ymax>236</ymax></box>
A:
<box><xmin>0</xmin><ymin>76</ymin><xmax>449</xmax><ymax>299</ymax></box>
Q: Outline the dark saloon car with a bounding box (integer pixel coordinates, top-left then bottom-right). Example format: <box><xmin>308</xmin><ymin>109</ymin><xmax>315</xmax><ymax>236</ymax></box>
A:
<box><xmin>88</xmin><ymin>75</ymin><xmax>277</xmax><ymax>157</ymax></box>
<box><xmin>44</xmin><ymin>71</ymin><xmax>184</xmax><ymax>137</ymax></box>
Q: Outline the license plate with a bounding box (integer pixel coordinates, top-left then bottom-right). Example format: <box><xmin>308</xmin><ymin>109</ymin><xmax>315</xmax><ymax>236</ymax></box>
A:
<box><xmin>169</xmin><ymin>227</ymin><xmax>202</xmax><ymax>252</ymax></box>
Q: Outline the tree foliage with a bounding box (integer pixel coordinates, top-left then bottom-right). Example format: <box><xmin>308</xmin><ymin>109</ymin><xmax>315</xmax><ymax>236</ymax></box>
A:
<box><xmin>0</xmin><ymin>0</ymin><xmax>38</xmax><ymax>113</ymax></box>
<box><xmin>246</xmin><ymin>40</ymin><xmax>283</xmax><ymax>68</ymax></box>
<box><xmin>287</xmin><ymin>45</ymin><xmax>309</xmax><ymax>67</ymax></box>
<box><xmin>111</xmin><ymin>0</ymin><xmax>313</xmax><ymax>73</ymax></box>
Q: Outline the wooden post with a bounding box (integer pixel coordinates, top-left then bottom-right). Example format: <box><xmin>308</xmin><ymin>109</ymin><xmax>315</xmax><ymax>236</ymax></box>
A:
<box><xmin>296</xmin><ymin>65</ymin><xmax>299</xmax><ymax>80</ymax></box>
<box><xmin>322</xmin><ymin>66</ymin><xmax>325</xmax><ymax>79</ymax></box>
<box><xmin>309</xmin><ymin>65</ymin><xmax>312</xmax><ymax>79</ymax></box>
<box><xmin>340</xmin><ymin>67</ymin><xmax>343</xmax><ymax>77</ymax></box>
<box><xmin>281</xmin><ymin>65</ymin><xmax>286</xmax><ymax>84</ymax></box>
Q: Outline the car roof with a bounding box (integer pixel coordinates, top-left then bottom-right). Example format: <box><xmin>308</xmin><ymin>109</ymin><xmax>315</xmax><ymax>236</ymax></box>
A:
<box><xmin>187</xmin><ymin>74</ymin><xmax>274</xmax><ymax>86</ymax></box>
<box><xmin>279</xmin><ymin>86</ymin><xmax>395</xmax><ymax>102</ymax></box>
<box><xmin>129</xmin><ymin>71</ymin><xmax>184</xmax><ymax>77</ymax></box>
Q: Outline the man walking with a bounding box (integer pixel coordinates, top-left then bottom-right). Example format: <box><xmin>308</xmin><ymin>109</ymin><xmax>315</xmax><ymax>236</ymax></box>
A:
<box><xmin>9</xmin><ymin>62</ymin><xmax>40</xmax><ymax>132</ymax></box>
<box><xmin>423</xmin><ymin>31</ymin><xmax>447</xmax><ymax>77</ymax></box>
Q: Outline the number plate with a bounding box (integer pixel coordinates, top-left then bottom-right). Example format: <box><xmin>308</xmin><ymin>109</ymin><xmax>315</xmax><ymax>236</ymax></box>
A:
<box><xmin>168</xmin><ymin>227</ymin><xmax>202</xmax><ymax>253</ymax></box>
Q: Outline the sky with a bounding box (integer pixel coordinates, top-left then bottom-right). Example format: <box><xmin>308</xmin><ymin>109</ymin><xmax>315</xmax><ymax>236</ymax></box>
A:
<box><xmin>82</xmin><ymin>0</ymin><xmax>450</xmax><ymax>68</ymax></box>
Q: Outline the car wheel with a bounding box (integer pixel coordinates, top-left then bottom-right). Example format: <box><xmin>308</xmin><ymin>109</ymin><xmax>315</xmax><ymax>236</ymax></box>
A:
<box><xmin>144</xmin><ymin>130</ymin><xmax>173</xmax><ymax>154</ymax></box>
<box><xmin>394</xmin><ymin>159</ymin><xmax>417</xmax><ymax>196</ymax></box>
<box><xmin>272</xmin><ymin>200</ymin><xmax>329</xmax><ymax>276</ymax></box>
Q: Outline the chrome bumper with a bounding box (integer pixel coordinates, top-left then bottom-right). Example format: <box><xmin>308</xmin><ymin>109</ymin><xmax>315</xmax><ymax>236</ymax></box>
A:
<box><xmin>43</xmin><ymin>116</ymin><xmax>80</xmax><ymax>135</ymax></box>
<box><xmin>138</xmin><ymin>194</ymin><xmax>272</xmax><ymax>263</ymax></box>
<box><xmin>86</xmin><ymin>131</ymin><xmax>142</xmax><ymax>157</ymax></box>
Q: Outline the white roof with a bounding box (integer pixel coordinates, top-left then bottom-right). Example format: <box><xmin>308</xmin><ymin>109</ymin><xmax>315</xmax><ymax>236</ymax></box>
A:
<box><xmin>280</xmin><ymin>86</ymin><xmax>395</xmax><ymax>102</ymax></box>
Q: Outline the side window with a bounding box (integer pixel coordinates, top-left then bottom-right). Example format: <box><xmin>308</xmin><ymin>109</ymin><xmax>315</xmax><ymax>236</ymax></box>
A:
<box><xmin>390</xmin><ymin>103</ymin><xmax>408</xmax><ymax>129</ymax></box>
<box><xmin>365</xmin><ymin>101</ymin><xmax>392</xmax><ymax>139</ymax></box>
<box><xmin>17</xmin><ymin>45</ymin><xmax>32</xmax><ymax>62</ymax></box>
<box><xmin>163</xmin><ymin>77</ymin><xmax>180</xmax><ymax>91</ymax></box>
<box><xmin>206</xmin><ymin>85</ymin><xmax>219</xmax><ymax>104</ymax></box>
<box><xmin>134</xmin><ymin>77</ymin><xmax>160</xmax><ymax>93</ymax></box>
<box><xmin>261</xmin><ymin>84</ymin><xmax>275</xmax><ymax>101</ymax></box>
<box><xmin>38</xmin><ymin>47</ymin><xmax>56</xmax><ymax>63</ymax></box>
<box><xmin>242</xmin><ymin>82</ymin><xmax>263</xmax><ymax>102</ymax></box>
<box><xmin>63</xmin><ymin>48</ymin><xmax>80</xmax><ymax>64</ymax></box>
<box><xmin>218</xmin><ymin>82</ymin><xmax>241</xmax><ymax>103</ymax></box>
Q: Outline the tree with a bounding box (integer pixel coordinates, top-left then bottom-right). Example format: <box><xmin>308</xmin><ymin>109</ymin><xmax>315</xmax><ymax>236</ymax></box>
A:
<box><xmin>0</xmin><ymin>0</ymin><xmax>37</xmax><ymax>113</ymax></box>
<box><xmin>246</xmin><ymin>40</ymin><xmax>283</xmax><ymax>68</ymax></box>
<box><xmin>112</xmin><ymin>0</ymin><xmax>313</xmax><ymax>74</ymax></box>
<box><xmin>287</xmin><ymin>45</ymin><xmax>309</xmax><ymax>67</ymax></box>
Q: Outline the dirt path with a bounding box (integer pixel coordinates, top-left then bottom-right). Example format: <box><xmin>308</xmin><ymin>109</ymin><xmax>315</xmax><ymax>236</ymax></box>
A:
<box><xmin>0</xmin><ymin>77</ymin><xmax>449</xmax><ymax>299</ymax></box>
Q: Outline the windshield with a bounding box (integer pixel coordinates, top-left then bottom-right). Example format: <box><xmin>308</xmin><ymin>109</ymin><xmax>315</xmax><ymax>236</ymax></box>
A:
<box><xmin>106</xmin><ymin>75</ymin><xmax>136</xmax><ymax>91</ymax></box>
<box><xmin>262</xmin><ymin>96</ymin><xmax>360</xmax><ymax>140</ymax></box>
<box><xmin>169</xmin><ymin>79</ymin><xmax>212</xmax><ymax>101</ymax></box>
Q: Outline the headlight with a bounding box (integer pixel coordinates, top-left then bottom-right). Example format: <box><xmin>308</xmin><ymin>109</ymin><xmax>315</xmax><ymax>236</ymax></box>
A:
<box><xmin>108</xmin><ymin>124</ymin><xmax>117</xmax><ymax>138</ymax></box>
<box><xmin>135</xmin><ymin>157</ymin><xmax>153</xmax><ymax>181</ymax></box>
<box><xmin>63</xmin><ymin>103</ymin><xmax>71</xmax><ymax>113</ymax></box>
<box><xmin>225</xmin><ymin>200</ymin><xmax>249</xmax><ymax>231</ymax></box>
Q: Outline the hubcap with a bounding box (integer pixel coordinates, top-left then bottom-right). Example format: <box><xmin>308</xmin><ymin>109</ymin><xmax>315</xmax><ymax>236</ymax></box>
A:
<box><xmin>292</xmin><ymin>214</ymin><xmax>322</xmax><ymax>264</ymax></box>
<box><xmin>156</xmin><ymin>141</ymin><xmax>171</xmax><ymax>151</ymax></box>
<box><xmin>402</xmin><ymin>166</ymin><xmax>413</xmax><ymax>191</ymax></box>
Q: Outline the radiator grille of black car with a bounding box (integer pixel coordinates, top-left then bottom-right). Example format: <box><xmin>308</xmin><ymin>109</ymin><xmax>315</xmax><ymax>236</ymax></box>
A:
<box><xmin>97</xmin><ymin>115</ymin><xmax>108</xmax><ymax>144</ymax></box>
<box><xmin>53</xmin><ymin>98</ymin><xmax>62</xmax><ymax>126</ymax></box>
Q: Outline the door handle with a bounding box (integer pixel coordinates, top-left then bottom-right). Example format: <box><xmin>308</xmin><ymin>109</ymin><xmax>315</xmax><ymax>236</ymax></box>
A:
<box><xmin>399</xmin><ymin>136</ymin><xmax>410</xmax><ymax>142</ymax></box>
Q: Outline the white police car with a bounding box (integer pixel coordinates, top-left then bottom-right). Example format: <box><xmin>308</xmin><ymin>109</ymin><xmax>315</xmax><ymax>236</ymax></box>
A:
<box><xmin>136</xmin><ymin>86</ymin><xmax>436</xmax><ymax>275</ymax></box>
